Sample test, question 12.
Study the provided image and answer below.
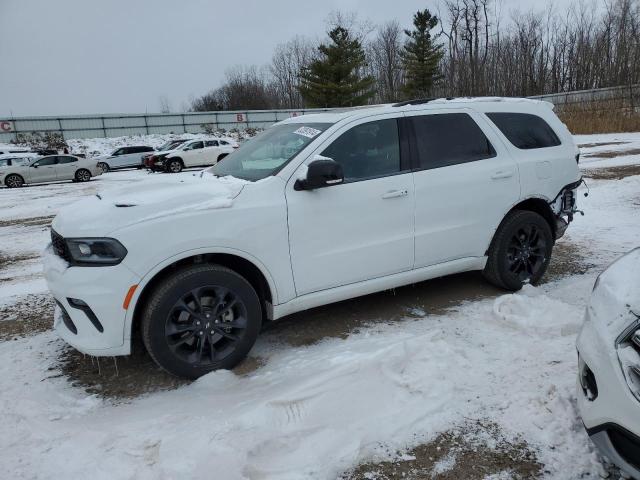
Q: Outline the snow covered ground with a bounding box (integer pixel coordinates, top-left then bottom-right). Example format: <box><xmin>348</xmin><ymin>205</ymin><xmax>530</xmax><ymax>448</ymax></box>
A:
<box><xmin>0</xmin><ymin>133</ymin><xmax>639</xmax><ymax>479</ymax></box>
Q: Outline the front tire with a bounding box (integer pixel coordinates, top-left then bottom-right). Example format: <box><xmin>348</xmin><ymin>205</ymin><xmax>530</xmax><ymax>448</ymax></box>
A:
<box><xmin>5</xmin><ymin>174</ymin><xmax>24</xmax><ymax>188</ymax></box>
<box><xmin>142</xmin><ymin>265</ymin><xmax>262</xmax><ymax>379</ymax></box>
<box><xmin>75</xmin><ymin>169</ymin><xmax>91</xmax><ymax>182</ymax></box>
<box><xmin>167</xmin><ymin>159</ymin><xmax>183</xmax><ymax>173</ymax></box>
<box><xmin>98</xmin><ymin>162</ymin><xmax>109</xmax><ymax>173</ymax></box>
<box><xmin>483</xmin><ymin>210</ymin><xmax>553</xmax><ymax>291</ymax></box>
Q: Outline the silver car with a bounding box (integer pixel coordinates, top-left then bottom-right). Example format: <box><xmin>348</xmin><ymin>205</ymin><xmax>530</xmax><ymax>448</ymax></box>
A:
<box><xmin>0</xmin><ymin>154</ymin><xmax>102</xmax><ymax>188</ymax></box>
<box><xmin>95</xmin><ymin>146</ymin><xmax>155</xmax><ymax>172</ymax></box>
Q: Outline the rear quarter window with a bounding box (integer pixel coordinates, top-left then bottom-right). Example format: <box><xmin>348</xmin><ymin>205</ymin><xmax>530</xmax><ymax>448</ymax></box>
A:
<box><xmin>486</xmin><ymin>112</ymin><xmax>561</xmax><ymax>149</ymax></box>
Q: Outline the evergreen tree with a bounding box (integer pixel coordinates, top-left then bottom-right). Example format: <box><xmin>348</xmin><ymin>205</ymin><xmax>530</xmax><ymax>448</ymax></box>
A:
<box><xmin>401</xmin><ymin>9</ymin><xmax>444</xmax><ymax>99</ymax></box>
<box><xmin>298</xmin><ymin>27</ymin><xmax>375</xmax><ymax>107</ymax></box>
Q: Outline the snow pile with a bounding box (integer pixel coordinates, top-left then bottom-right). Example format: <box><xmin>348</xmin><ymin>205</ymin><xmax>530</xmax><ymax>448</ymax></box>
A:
<box><xmin>0</xmin><ymin>284</ymin><xmax>602</xmax><ymax>479</ymax></box>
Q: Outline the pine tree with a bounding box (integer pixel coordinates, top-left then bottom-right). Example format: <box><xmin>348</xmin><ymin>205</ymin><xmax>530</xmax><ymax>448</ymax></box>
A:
<box><xmin>298</xmin><ymin>27</ymin><xmax>375</xmax><ymax>107</ymax></box>
<box><xmin>401</xmin><ymin>9</ymin><xmax>444</xmax><ymax>99</ymax></box>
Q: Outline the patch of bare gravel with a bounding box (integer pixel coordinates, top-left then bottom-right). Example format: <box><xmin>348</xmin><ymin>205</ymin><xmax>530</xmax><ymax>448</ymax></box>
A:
<box><xmin>0</xmin><ymin>294</ymin><xmax>54</xmax><ymax>340</ymax></box>
<box><xmin>341</xmin><ymin>422</ymin><xmax>542</xmax><ymax>480</ymax></box>
<box><xmin>578</xmin><ymin>141</ymin><xmax>629</xmax><ymax>149</ymax></box>
<box><xmin>583</xmin><ymin>147</ymin><xmax>640</xmax><ymax>159</ymax></box>
<box><xmin>57</xmin><ymin>345</ymin><xmax>266</xmax><ymax>401</ymax></box>
<box><xmin>0</xmin><ymin>215</ymin><xmax>55</xmax><ymax>228</ymax></box>
<box><xmin>583</xmin><ymin>164</ymin><xmax>640</xmax><ymax>180</ymax></box>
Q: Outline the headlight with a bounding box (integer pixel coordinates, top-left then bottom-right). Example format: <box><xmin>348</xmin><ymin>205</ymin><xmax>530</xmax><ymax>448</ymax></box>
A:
<box><xmin>65</xmin><ymin>238</ymin><xmax>127</xmax><ymax>266</ymax></box>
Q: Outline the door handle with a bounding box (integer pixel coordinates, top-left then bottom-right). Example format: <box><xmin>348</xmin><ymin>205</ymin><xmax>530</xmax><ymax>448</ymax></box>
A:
<box><xmin>382</xmin><ymin>189</ymin><xmax>408</xmax><ymax>199</ymax></box>
<box><xmin>491</xmin><ymin>170</ymin><xmax>514</xmax><ymax>180</ymax></box>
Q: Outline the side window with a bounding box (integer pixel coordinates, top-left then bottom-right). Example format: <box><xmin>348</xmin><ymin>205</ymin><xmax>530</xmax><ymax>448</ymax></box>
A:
<box><xmin>58</xmin><ymin>156</ymin><xmax>77</xmax><ymax>164</ymax></box>
<box><xmin>112</xmin><ymin>148</ymin><xmax>125</xmax><ymax>156</ymax></box>
<box><xmin>0</xmin><ymin>159</ymin><xmax>9</xmax><ymax>167</ymax></box>
<box><xmin>410</xmin><ymin>113</ymin><xmax>496</xmax><ymax>170</ymax></box>
<box><xmin>141</xmin><ymin>146</ymin><xmax>154</xmax><ymax>152</ymax></box>
<box><xmin>205</xmin><ymin>140</ymin><xmax>219</xmax><ymax>147</ymax></box>
<box><xmin>220</xmin><ymin>140</ymin><xmax>229</xmax><ymax>145</ymax></box>
<box><xmin>486</xmin><ymin>112</ymin><xmax>561</xmax><ymax>149</ymax></box>
<box><xmin>34</xmin><ymin>156</ymin><xmax>57</xmax><ymax>166</ymax></box>
<box><xmin>321</xmin><ymin>118</ymin><xmax>401</xmax><ymax>182</ymax></box>
<box><xmin>188</xmin><ymin>141</ymin><xmax>204</xmax><ymax>150</ymax></box>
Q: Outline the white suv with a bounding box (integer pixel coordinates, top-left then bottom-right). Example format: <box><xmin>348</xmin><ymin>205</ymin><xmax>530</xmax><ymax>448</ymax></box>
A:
<box><xmin>150</xmin><ymin>138</ymin><xmax>237</xmax><ymax>173</ymax></box>
<box><xmin>44</xmin><ymin>98</ymin><xmax>581</xmax><ymax>378</ymax></box>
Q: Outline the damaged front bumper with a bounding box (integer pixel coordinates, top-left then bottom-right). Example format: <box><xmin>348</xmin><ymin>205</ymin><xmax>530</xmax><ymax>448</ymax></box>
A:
<box><xmin>550</xmin><ymin>178</ymin><xmax>584</xmax><ymax>239</ymax></box>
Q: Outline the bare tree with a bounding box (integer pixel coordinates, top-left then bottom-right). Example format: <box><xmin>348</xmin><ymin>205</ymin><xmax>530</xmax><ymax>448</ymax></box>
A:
<box><xmin>366</xmin><ymin>21</ymin><xmax>404</xmax><ymax>102</ymax></box>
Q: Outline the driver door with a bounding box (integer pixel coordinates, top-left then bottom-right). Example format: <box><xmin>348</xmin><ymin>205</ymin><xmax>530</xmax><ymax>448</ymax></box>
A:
<box><xmin>286</xmin><ymin>115</ymin><xmax>415</xmax><ymax>295</ymax></box>
<box><xmin>181</xmin><ymin>141</ymin><xmax>204</xmax><ymax>167</ymax></box>
<box><xmin>28</xmin><ymin>156</ymin><xmax>58</xmax><ymax>183</ymax></box>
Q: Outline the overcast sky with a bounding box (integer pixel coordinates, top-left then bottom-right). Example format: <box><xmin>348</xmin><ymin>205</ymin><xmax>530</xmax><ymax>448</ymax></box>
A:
<box><xmin>0</xmin><ymin>0</ymin><xmax>581</xmax><ymax>117</ymax></box>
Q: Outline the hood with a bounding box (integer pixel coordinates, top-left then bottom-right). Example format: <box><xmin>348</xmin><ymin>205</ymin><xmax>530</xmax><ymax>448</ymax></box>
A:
<box><xmin>52</xmin><ymin>174</ymin><xmax>249</xmax><ymax>237</ymax></box>
<box><xmin>588</xmin><ymin>248</ymin><xmax>640</xmax><ymax>343</ymax></box>
<box><xmin>152</xmin><ymin>148</ymin><xmax>180</xmax><ymax>157</ymax></box>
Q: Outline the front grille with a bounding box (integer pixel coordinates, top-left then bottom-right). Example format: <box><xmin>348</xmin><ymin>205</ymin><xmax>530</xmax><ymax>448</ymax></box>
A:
<box><xmin>608</xmin><ymin>427</ymin><xmax>640</xmax><ymax>470</ymax></box>
<box><xmin>51</xmin><ymin>229</ymin><xmax>70</xmax><ymax>262</ymax></box>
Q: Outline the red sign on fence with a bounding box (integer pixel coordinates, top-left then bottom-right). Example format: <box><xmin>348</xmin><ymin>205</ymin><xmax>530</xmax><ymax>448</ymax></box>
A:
<box><xmin>0</xmin><ymin>121</ymin><xmax>13</xmax><ymax>132</ymax></box>
<box><xmin>236</xmin><ymin>113</ymin><xmax>244</xmax><ymax>122</ymax></box>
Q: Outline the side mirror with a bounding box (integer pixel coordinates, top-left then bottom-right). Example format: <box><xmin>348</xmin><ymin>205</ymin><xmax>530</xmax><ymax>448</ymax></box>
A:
<box><xmin>32</xmin><ymin>164</ymin><xmax>38</xmax><ymax>168</ymax></box>
<box><xmin>294</xmin><ymin>156</ymin><xmax>344</xmax><ymax>191</ymax></box>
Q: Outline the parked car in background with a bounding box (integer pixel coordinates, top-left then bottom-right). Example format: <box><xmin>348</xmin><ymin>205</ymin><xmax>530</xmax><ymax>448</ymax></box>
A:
<box><xmin>0</xmin><ymin>146</ymin><xmax>31</xmax><ymax>155</ymax></box>
<box><xmin>147</xmin><ymin>138</ymin><xmax>237</xmax><ymax>173</ymax></box>
<box><xmin>141</xmin><ymin>139</ymin><xmax>188</xmax><ymax>168</ymax></box>
<box><xmin>45</xmin><ymin>97</ymin><xmax>581</xmax><ymax>378</ymax></box>
<box><xmin>96</xmin><ymin>146</ymin><xmax>154</xmax><ymax>172</ymax></box>
<box><xmin>577</xmin><ymin>248</ymin><xmax>640</xmax><ymax>480</ymax></box>
<box><xmin>0</xmin><ymin>153</ymin><xmax>39</xmax><ymax>168</ymax></box>
<box><xmin>0</xmin><ymin>154</ymin><xmax>101</xmax><ymax>187</ymax></box>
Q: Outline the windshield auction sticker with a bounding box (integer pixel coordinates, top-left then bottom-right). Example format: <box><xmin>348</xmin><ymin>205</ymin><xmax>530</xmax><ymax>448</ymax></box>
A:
<box><xmin>293</xmin><ymin>126</ymin><xmax>322</xmax><ymax>139</ymax></box>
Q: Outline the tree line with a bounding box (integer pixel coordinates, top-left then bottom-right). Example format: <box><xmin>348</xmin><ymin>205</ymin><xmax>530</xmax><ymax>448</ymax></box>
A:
<box><xmin>190</xmin><ymin>0</ymin><xmax>640</xmax><ymax>111</ymax></box>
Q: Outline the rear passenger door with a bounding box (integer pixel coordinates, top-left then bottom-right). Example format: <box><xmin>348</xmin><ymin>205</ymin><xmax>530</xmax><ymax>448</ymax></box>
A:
<box><xmin>406</xmin><ymin>109</ymin><xmax>520</xmax><ymax>268</ymax></box>
<box><xmin>55</xmin><ymin>155</ymin><xmax>79</xmax><ymax>180</ymax></box>
<box><xmin>204</xmin><ymin>140</ymin><xmax>221</xmax><ymax>164</ymax></box>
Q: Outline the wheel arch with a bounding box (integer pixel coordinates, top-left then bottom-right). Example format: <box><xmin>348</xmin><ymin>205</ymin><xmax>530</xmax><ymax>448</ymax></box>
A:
<box><xmin>127</xmin><ymin>250</ymin><xmax>276</xmax><ymax>350</ymax></box>
<box><xmin>486</xmin><ymin>196</ymin><xmax>557</xmax><ymax>256</ymax></box>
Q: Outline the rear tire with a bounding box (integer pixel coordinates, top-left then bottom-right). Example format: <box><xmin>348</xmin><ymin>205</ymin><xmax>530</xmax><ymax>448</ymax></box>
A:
<box><xmin>5</xmin><ymin>174</ymin><xmax>24</xmax><ymax>188</ymax></box>
<box><xmin>167</xmin><ymin>159</ymin><xmax>183</xmax><ymax>173</ymax></box>
<box><xmin>75</xmin><ymin>169</ymin><xmax>91</xmax><ymax>182</ymax></box>
<box><xmin>141</xmin><ymin>264</ymin><xmax>262</xmax><ymax>379</ymax></box>
<box><xmin>483</xmin><ymin>210</ymin><xmax>553</xmax><ymax>291</ymax></box>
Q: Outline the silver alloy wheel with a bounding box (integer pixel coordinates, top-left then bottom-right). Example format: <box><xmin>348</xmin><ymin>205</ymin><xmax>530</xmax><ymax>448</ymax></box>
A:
<box><xmin>169</xmin><ymin>160</ymin><xmax>182</xmax><ymax>173</ymax></box>
<box><xmin>5</xmin><ymin>174</ymin><xmax>24</xmax><ymax>188</ymax></box>
<box><xmin>76</xmin><ymin>169</ymin><xmax>91</xmax><ymax>182</ymax></box>
<box><xmin>98</xmin><ymin>162</ymin><xmax>109</xmax><ymax>173</ymax></box>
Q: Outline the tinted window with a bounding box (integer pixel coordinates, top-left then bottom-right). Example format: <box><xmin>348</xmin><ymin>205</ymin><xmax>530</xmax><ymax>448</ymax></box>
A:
<box><xmin>205</xmin><ymin>140</ymin><xmax>219</xmax><ymax>147</ymax></box>
<box><xmin>34</xmin><ymin>156</ymin><xmax>57</xmax><ymax>166</ymax></box>
<box><xmin>58</xmin><ymin>156</ymin><xmax>77</xmax><ymax>164</ymax></box>
<box><xmin>0</xmin><ymin>159</ymin><xmax>9</xmax><ymax>167</ymax></box>
<box><xmin>112</xmin><ymin>148</ymin><xmax>125</xmax><ymax>156</ymax></box>
<box><xmin>410</xmin><ymin>113</ymin><xmax>495</xmax><ymax>169</ymax></box>
<box><xmin>140</xmin><ymin>146</ymin><xmax>154</xmax><ymax>152</ymax></box>
<box><xmin>321</xmin><ymin>119</ymin><xmax>401</xmax><ymax>182</ymax></box>
<box><xmin>220</xmin><ymin>140</ymin><xmax>229</xmax><ymax>145</ymax></box>
<box><xmin>187</xmin><ymin>141</ymin><xmax>204</xmax><ymax>150</ymax></box>
<box><xmin>486</xmin><ymin>112</ymin><xmax>561</xmax><ymax>149</ymax></box>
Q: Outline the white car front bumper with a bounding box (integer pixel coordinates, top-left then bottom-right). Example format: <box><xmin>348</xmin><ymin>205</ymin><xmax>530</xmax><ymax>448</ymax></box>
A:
<box><xmin>43</xmin><ymin>246</ymin><xmax>140</xmax><ymax>356</ymax></box>
<box><xmin>577</xmin><ymin>308</ymin><xmax>640</xmax><ymax>478</ymax></box>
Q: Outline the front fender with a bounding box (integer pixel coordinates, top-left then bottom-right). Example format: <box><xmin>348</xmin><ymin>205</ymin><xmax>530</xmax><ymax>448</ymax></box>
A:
<box><xmin>122</xmin><ymin>246</ymin><xmax>280</xmax><ymax>344</ymax></box>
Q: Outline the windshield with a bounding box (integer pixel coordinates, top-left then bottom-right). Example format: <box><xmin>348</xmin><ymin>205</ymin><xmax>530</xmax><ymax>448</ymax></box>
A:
<box><xmin>158</xmin><ymin>140</ymin><xmax>182</xmax><ymax>151</ymax></box>
<box><xmin>210</xmin><ymin>123</ymin><xmax>331</xmax><ymax>181</ymax></box>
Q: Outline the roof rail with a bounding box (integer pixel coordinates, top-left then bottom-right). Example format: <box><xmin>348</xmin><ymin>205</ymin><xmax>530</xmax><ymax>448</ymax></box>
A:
<box><xmin>392</xmin><ymin>97</ymin><xmax>457</xmax><ymax>107</ymax></box>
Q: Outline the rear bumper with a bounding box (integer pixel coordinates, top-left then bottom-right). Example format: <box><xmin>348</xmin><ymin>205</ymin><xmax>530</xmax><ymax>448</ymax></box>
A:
<box><xmin>552</xmin><ymin>178</ymin><xmax>582</xmax><ymax>239</ymax></box>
